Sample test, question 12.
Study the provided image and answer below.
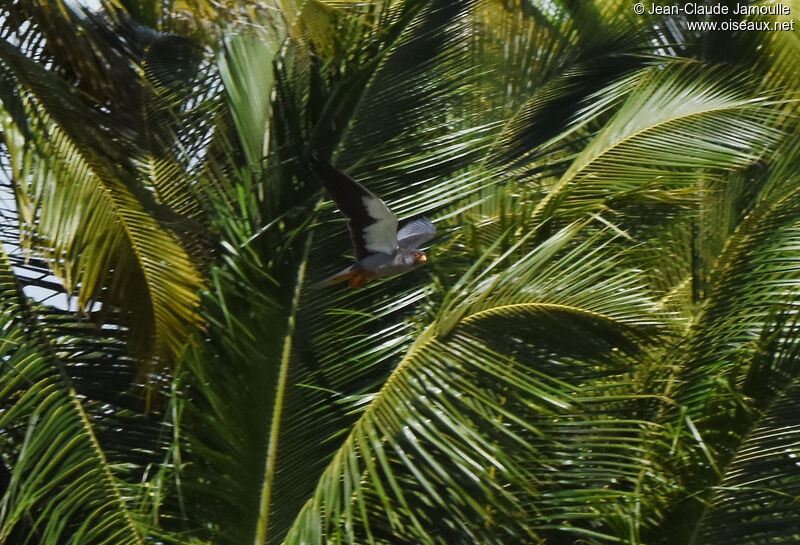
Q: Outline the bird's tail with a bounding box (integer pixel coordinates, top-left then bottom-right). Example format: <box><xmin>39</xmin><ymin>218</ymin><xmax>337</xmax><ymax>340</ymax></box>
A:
<box><xmin>309</xmin><ymin>266</ymin><xmax>357</xmax><ymax>289</ymax></box>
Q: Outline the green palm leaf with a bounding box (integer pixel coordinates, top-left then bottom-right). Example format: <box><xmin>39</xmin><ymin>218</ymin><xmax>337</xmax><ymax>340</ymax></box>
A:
<box><xmin>283</xmin><ymin>224</ymin><xmax>668</xmax><ymax>544</ymax></box>
<box><xmin>0</xmin><ymin>249</ymin><xmax>149</xmax><ymax>545</ymax></box>
<box><xmin>533</xmin><ymin>61</ymin><xmax>783</xmax><ymax>223</ymax></box>
<box><xmin>652</xmin><ymin>140</ymin><xmax>800</xmax><ymax>543</ymax></box>
<box><xmin>694</xmin><ymin>379</ymin><xmax>800</xmax><ymax>544</ymax></box>
<box><xmin>0</xmin><ymin>23</ymin><xmax>205</xmax><ymax>365</ymax></box>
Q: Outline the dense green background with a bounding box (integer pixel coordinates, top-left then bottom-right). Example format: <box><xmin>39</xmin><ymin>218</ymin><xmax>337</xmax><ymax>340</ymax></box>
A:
<box><xmin>0</xmin><ymin>0</ymin><xmax>798</xmax><ymax>543</ymax></box>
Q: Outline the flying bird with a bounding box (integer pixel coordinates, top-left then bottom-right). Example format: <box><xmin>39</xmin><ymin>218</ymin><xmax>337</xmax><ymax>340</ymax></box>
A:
<box><xmin>309</xmin><ymin>156</ymin><xmax>436</xmax><ymax>289</ymax></box>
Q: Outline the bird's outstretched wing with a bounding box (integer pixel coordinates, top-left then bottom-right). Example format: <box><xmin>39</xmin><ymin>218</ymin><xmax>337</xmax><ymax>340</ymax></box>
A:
<box><xmin>397</xmin><ymin>217</ymin><xmax>436</xmax><ymax>250</ymax></box>
<box><xmin>309</xmin><ymin>156</ymin><xmax>398</xmax><ymax>260</ymax></box>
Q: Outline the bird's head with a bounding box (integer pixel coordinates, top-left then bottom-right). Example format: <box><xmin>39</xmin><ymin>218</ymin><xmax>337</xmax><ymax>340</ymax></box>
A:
<box><xmin>396</xmin><ymin>249</ymin><xmax>429</xmax><ymax>267</ymax></box>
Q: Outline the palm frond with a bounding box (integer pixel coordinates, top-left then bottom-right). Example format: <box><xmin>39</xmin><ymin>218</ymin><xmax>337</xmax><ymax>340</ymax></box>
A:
<box><xmin>533</xmin><ymin>61</ymin><xmax>784</xmax><ymax>223</ymax></box>
<box><xmin>283</xmin><ymin>224</ymin><xmax>670</xmax><ymax>544</ymax></box>
<box><xmin>0</xmin><ymin>249</ymin><xmax>151</xmax><ymax>545</ymax></box>
<box><xmin>0</xmin><ymin>24</ymin><xmax>205</xmax><ymax>366</ymax></box>
<box><xmin>140</xmin><ymin>33</ymin><xmax>211</xmax><ymax>220</ymax></box>
<box><xmin>693</xmin><ymin>379</ymin><xmax>800</xmax><ymax>544</ymax></box>
<box><xmin>650</xmin><ymin>139</ymin><xmax>800</xmax><ymax>543</ymax></box>
<box><xmin>675</xmin><ymin>146</ymin><xmax>800</xmax><ymax>431</ymax></box>
<box><xmin>218</xmin><ymin>28</ymin><xmax>283</xmax><ymax>168</ymax></box>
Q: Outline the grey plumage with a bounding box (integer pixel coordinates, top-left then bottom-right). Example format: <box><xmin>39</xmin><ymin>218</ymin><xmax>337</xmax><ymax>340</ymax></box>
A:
<box><xmin>309</xmin><ymin>157</ymin><xmax>436</xmax><ymax>288</ymax></box>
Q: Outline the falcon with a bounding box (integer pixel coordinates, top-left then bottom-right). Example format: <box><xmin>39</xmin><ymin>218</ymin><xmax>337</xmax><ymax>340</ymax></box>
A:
<box><xmin>309</xmin><ymin>156</ymin><xmax>436</xmax><ymax>289</ymax></box>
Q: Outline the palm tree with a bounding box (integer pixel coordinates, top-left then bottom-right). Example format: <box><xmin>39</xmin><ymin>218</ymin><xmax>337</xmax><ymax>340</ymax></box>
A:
<box><xmin>0</xmin><ymin>0</ymin><xmax>798</xmax><ymax>544</ymax></box>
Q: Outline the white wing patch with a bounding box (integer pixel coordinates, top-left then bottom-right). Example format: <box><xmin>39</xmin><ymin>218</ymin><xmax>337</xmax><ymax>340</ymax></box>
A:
<box><xmin>361</xmin><ymin>195</ymin><xmax>398</xmax><ymax>255</ymax></box>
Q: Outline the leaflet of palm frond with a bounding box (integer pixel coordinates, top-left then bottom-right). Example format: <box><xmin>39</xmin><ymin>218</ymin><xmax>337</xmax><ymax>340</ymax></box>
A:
<box><xmin>282</xmin><ymin>224</ymin><xmax>670</xmax><ymax>544</ymax></box>
<box><xmin>217</xmin><ymin>30</ymin><xmax>281</xmax><ymax>169</ymax></box>
<box><xmin>692</xmin><ymin>378</ymin><xmax>800</xmax><ymax>545</ymax></box>
<box><xmin>0</xmin><ymin>54</ymin><xmax>204</xmax><ymax>367</ymax></box>
<box><xmin>652</xmin><ymin>142</ymin><xmax>800</xmax><ymax>544</ymax></box>
<box><xmin>532</xmin><ymin>61</ymin><xmax>783</xmax><ymax>224</ymax></box>
<box><xmin>0</xmin><ymin>248</ymin><xmax>152</xmax><ymax>545</ymax></box>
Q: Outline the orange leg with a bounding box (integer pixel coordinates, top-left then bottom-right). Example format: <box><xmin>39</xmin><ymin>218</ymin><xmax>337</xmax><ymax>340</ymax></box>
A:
<box><xmin>349</xmin><ymin>273</ymin><xmax>369</xmax><ymax>289</ymax></box>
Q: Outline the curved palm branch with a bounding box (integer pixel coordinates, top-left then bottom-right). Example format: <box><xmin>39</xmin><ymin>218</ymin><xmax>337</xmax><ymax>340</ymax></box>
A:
<box><xmin>0</xmin><ymin>12</ymin><xmax>206</xmax><ymax>365</ymax></box>
<box><xmin>532</xmin><ymin>61</ymin><xmax>783</xmax><ymax>223</ymax></box>
<box><xmin>282</xmin><ymin>224</ymin><xmax>668</xmax><ymax>544</ymax></box>
<box><xmin>693</xmin><ymin>378</ymin><xmax>800</xmax><ymax>544</ymax></box>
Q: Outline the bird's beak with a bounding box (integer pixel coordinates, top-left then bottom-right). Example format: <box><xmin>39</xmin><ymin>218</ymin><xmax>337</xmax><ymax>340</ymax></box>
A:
<box><xmin>418</xmin><ymin>254</ymin><xmax>427</xmax><ymax>262</ymax></box>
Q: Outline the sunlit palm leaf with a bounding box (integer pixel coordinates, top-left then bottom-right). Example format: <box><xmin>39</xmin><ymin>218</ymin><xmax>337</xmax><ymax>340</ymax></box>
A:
<box><xmin>533</xmin><ymin>61</ymin><xmax>783</xmax><ymax>222</ymax></box>
<box><xmin>283</xmin><ymin>225</ymin><xmax>670</xmax><ymax>544</ymax></box>
<box><xmin>0</xmin><ymin>31</ymin><xmax>204</xmax><ymax>365</ymax></box>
